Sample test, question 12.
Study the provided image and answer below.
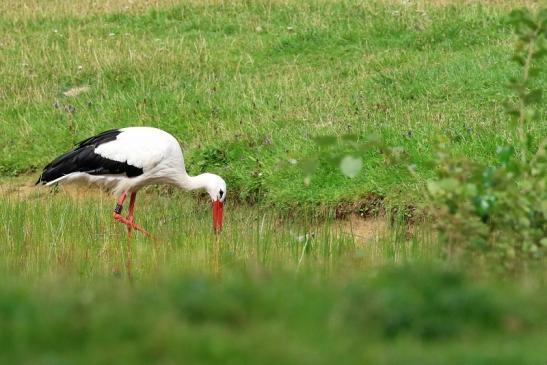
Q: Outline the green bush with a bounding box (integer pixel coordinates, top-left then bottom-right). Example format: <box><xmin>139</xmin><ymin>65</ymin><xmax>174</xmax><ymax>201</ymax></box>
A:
<box><xmin>342</xmin><ymin>265</ymin><xmax>514</xmax><ymax>339</ymax></box>
<box><xmin>426</xmin><ymin>9</ymin><xmax>546</xmax><ymax>265</ymax></box>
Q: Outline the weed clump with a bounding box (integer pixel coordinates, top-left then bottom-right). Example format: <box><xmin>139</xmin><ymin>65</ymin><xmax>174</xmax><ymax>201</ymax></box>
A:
<box><xmin>426</xmin><ymin>9</ymin><xmax>546</xmax><ymax>266</ymax></box>
<box><xmin>341</xmin><ymin>265</ymin><xmax>517</xmax><ymax>340</ymax></box>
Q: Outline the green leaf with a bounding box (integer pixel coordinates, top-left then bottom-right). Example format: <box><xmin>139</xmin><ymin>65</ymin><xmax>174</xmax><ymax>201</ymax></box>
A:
<box><xmin>365</xmin><ymin>132</ymin><xmax>382</xmax><ymax>145</ymax></box>
<box><xmin>473</xmin><ymin>194</ymin><xmax>496</xmax><ymax>219</ymax></box>
<box><xmin>508</xmin><ymin>9</ymin><xmax>526</xmax><ymax>25</ymax></box>
<box><xmin>464</xmin><ymin>183</ymin><xmax>478</xmax><ymax>196</ymax></box>
<box><xmin>532</xmin><ymin>48</ymin><xmax>546</xmax><ymax>60</ymax></box>
<box><xmin>524</xmin><ymin>89</ymin><xmax>543</xmax><ymax>105</ymax></box>
<box><xmin>507</xmin><ymin>109</ymin><xmax>520</xmax><ymax>118</ymax></box>
<box><xmin>518</xmin><ymin>216</ymin><xmax>531</xmax><ymax>228</ymax></box>
<box><xmin>512</xmin><ymin>54</ymin><xmax>525</xmax><ymax>65</ymax></box>
<box><xmin>341</xmin><ymin>134</ymin><xmax>360</xmax><ymax>143</ymax></box>
<box><xmin>505</xmin><ymin>160</ymin><xmax>521</xmax><ymax>175</ymax></box>
<box><xmin>427</xmin><ymin>180</ymin><xmax>442</xmax><ymax>196</ymax></box>
<box><xmin>299</xmin><ymin>158</ymin><xmax>319</xmax><ymax>175</ymax></box>
<box><xmin>437</xmin><ymin>178</ymin><xmax>459</xmax><ymax>192</ymax></box>
<box><xmin>541</xmin><ymin>200</ymin><xmax>547</xmax><ymax>218</ymax></box>
<box><xmin>482</xmin><ymin>166</ymin><xmax>496</xmax><ymax>187</ymax></box>
<box><xmin>496</xmin><ymin>145</ymin><xmax>515</xmax><ymax>164</ymax></box>
<box><xmin>313</xmin><ymin>136</ymin><xmax>337</xmax><ymax>147</ymax></box>
<box><xmin>528</xmin><ymin>67</ymin><xmax>541</xmax><ymax>77</ymax></box>
<box><xmin>339</xmin><ymin>155</ymin><xmax>363</xmax><ymax>178</ymax></box>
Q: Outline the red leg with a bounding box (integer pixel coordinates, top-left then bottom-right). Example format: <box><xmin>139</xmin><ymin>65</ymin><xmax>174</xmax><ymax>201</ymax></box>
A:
<box><xmin>126</xmin><ymin>192</ymin><xmax>137</xmax><ymax>239</ymax></box>
<box><xmin>112</xmin><ymin>192</ymin><xmax>150</xmax><ymax>237</ymax></box>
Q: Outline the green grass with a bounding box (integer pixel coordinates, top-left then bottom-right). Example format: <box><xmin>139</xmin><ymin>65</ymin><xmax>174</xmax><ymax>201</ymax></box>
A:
<box><xmin>1</xmin><ymin>1</ymin><xmax>546</xmax><ymax>363</ymax></box>
<box><xmin>0</xmin><ymin>188</ymin><xmax>429</xmax><ymax>277</ymax></box>
<box><xmin>1</xmin><ymin>0</ymin><xmax>545</xmax><ymax>210</ymax></box>
<box><xmin>1</xmin><ymin>190</ymin><xmax>546</xmax><ymax>364</ymax></box>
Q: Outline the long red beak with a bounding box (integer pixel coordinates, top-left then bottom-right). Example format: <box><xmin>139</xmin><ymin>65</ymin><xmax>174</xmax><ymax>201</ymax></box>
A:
<box><xmin>212</xmin><ymin>200</ymin><xmax>223</xmax><ymax>233</ymax></box>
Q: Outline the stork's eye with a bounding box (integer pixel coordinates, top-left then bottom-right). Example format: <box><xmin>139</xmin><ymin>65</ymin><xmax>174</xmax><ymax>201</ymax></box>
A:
<box><xmin>219</xmin><ymin>190</ymin><xmax>224</xmax><ymax>199</ymax></box>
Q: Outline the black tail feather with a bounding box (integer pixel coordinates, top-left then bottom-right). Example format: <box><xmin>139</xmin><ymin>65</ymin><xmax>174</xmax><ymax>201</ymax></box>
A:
<box><xmin>36</xmin><ymin>129</ymin><xmax>143</xmax><ymax>185</ymax></box>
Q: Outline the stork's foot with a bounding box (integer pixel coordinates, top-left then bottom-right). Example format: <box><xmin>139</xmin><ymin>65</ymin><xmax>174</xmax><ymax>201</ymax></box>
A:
<box><xmin>113</xmin><ymin>212</ymin><xmax>151</xmax><ymax>237</ymax></box>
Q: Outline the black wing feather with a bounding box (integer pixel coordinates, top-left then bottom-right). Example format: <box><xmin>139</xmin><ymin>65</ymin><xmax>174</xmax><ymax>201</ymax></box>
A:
<box><xmin>36</xmin><ymin>129</ymin><xmax>143</xmax><ymax>184</ymax></box>
<box><xmin>74</xmin><ymin>128</ymin><xmax>120</xmax><ymax>148</ymax></box>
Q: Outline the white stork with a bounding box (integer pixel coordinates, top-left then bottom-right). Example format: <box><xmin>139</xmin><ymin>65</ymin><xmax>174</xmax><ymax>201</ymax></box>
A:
<box><xmin>36</xmin><ymin>127</ymin><xmax>226</xmax><ymax>237</ymax></box>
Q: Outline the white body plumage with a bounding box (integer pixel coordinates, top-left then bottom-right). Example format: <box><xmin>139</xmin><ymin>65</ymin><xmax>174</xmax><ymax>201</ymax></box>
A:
<box><xmin>40</xmin><ymin>127</ymin><xmax>226</xmax><ymax>202</ymax></box>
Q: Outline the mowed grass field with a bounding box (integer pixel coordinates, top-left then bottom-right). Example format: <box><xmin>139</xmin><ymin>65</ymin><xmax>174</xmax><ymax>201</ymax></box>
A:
<box><xmin>1</xmin><ymin>1</ymin><xmax>547</xmax><ymax>364</ymax></box>
<box><xmin>1</xmin><ymin>0</ymin><xmax>545</xmax><ymax>208</ymax></box>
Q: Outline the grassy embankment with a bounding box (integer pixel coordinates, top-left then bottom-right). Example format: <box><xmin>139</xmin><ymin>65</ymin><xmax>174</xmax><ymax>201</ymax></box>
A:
<box><xmin>1</xmin><ymin>0</ymin><xmax>544</xmax><ymax>210</ymax></box>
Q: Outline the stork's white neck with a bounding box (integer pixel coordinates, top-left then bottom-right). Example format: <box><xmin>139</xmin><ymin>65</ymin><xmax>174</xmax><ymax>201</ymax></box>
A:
<box><xmin>175</xmin><ymin>173</ymin><xmax>211</xmax><ymax>191</ymax></box>
<box><xmin>171</xmin><ymin>170</ymin><xmax>225</xmax><ymax>202</ymax></box>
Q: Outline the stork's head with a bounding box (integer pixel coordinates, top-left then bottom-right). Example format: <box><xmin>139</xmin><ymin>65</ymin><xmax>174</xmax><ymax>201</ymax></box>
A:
<box><xmin>204</xmin><ymin>173</ymin><xmax>226</xmax><ymax>233</ymax></box>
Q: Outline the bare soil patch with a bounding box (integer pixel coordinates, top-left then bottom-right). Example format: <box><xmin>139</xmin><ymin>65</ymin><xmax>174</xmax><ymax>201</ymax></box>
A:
<box><xmin>334</xmin><ymin>214</ymin><xmax>387</xmax><ymax>243</ymax></box>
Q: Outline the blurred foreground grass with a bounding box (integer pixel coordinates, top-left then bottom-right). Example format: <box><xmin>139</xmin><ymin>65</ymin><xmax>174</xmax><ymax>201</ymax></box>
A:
<box><xmin>1</xmin><ymin>189</ymin><xmax>546</xmax><ymax>364</ymax></box>
<box><xmin>1</xmin><ymin>264</ymin><xmax>546</xmax><ymax>364</ymax></box>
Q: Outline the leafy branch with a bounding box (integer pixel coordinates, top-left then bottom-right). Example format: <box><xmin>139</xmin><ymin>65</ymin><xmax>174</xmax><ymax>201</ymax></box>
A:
<box><xmin>427</xmin><ymin>8</ymin><xmax>546</xmax><ymax>266</ymax></box>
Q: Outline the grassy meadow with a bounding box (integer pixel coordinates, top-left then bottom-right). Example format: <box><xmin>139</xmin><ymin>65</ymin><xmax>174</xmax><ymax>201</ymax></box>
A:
<box><xmin>1</xmin><ymin>0</ymin><xmax>546</xmax><ymax>364</ymax></box>
<box><xmin>1</xmin><ymin>0</ymin><xmax>545</xmax><ymax>208</ymax></box>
